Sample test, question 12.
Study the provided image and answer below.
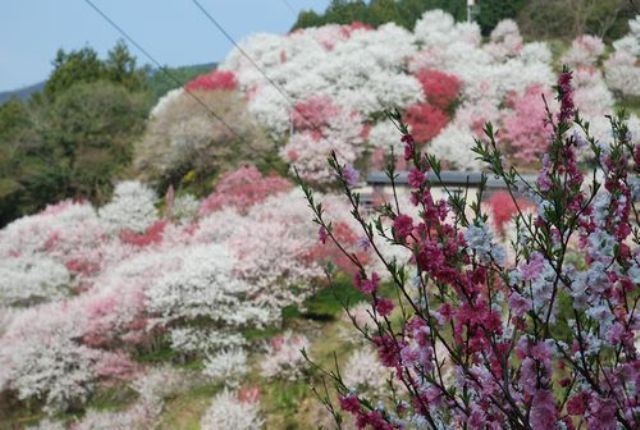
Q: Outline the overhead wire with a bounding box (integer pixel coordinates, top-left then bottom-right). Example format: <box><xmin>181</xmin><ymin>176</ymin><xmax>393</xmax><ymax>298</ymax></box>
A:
<box><xmin>190</xmin><ymin>0</ymin><xmax>328</xmax><ymax>137</ymax></box>
<box><xmin>83</xmin><ymin>0</ymin><xmax>240</xmax><ymax>137</ymax></box>
<box><xmin>280</xmin><ymin>0</ymin><xmax>298</xmax><ymax>17</ymax></box>
<box><xmin>81</xmin><ymin>0</ymin><xmax>284</xmax><ymax>173</ymax></box>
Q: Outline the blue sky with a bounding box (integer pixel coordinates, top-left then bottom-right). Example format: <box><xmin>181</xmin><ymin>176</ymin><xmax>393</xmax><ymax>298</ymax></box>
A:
<box><xmin>0</xmin><ymin>0</ymin><xmax>330</xmax><ymax>92</ymax></box>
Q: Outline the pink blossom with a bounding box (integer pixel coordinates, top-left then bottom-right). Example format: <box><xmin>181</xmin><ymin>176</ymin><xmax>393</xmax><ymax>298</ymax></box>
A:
<box><xmin>408</xmin><ymin>168</ymin><xmax>426</xmax><ymax>189</ymax></box>
<box><xmin>185</xmin><ymin>70</ymin><xmax>237</xmax><ymax>92</ymax></box>
<box><xmin>529</xmin><ymin>389</ymin><xmax>557</xmax><ymax>430</ymax></box>
<box><xmin>393</xmin><ymin>214</ymin><xmax>414</xmax><ymax>242</ymax></box>
<box><xmin>355</xmin><ymin>272</ymin><xmax>380</xmax><ymax>295</ymax></box>
<box><xmin>508</xmin><ymin>292</ymin><xmax>531</xmax><ymax>318</ymax></box>
<box><xmin>502</xmin><ymin>85</ymin><xmax>553</xmax><ymax>163</ymax></box>
<box><xmin>375</xmin><ymin>298</ymin><xmax>394</xmax><ymax>317</ymax></box>
<box><xmin>199</xmin><ymin>166</ymin><xmax>292</xmax><ymax>216</ymax></box>
<box><xmin>519</xmin><ymin>252</ymin><xmax>545</xmax><ymax>282</ymax></box>
<box><xmin>318</xmin><ymin>226</ymin><xmax>328</xmax><ymax>245</ymax></box>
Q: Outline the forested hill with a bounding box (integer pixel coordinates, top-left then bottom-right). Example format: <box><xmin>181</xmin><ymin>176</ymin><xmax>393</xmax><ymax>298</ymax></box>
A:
<box><xmin>0</xmin><ymin>62</ymin><xmax>217</xmax><ymax>106</ymax></box>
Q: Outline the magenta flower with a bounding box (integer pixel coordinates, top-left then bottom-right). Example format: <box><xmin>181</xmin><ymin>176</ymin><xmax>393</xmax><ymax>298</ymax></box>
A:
<box><xmin>318</xmin><ymin>226</ymin><xmax>328</xmax><ymax>245</ymax></box>
<box><xmin>519</xmin><ymin>252</ymin><xmax>545</xmax><ymax>281</ymax></box>
<box><xmin>508</xmin><ymin>292</ymin><xmax>531</xmax><ymax>318</ymax></box>
<box><xmin>339</xmin><ymin>394</ymin><xmax>361</xmax><ymax>414</ymax></box>
<box><xmin>557</xmin><ymin>70</ymin><xmax>575</xmax><ymax>124</ymax></box>
<box><xmin>354</xmin><ymin>271</ymin><xmax>380</xmax><ymax>294</ymax></box>
<box><xmin>393</xmin><ymin>214</ymin><xmax>414</xmax><ymax>242</ymax></box>
<box><xmin>402</xmin><ymin>134</ymin><xmax>415</xmax><ymax>161</ymax></box>
<box><xmin>408</xmin><ymin>168</ymin><xmax>425</xmax><ymax>188</ymax></box>
<box><xmin>375</xmin><ymin>298</ymin><xmax>394</xmax><ymax>316</ymax></box>
<box><xmin>530</xmin><ymin>389</ymin><xmax>558</xmax><ymax>430</ymax></box>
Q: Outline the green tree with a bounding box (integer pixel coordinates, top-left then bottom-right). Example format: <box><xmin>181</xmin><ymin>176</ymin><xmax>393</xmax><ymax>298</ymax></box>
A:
<box><xmin>476</xmin><ymin>0</ymin><xmax>526</xmax><ymax>36</ymax></box>
<box><xmin>44</xmin><ymin>80</ymin><xmax>147</xmax><ymax>203</ymax></box>
<box><xmin>0</xmin><ymin>42</ymin><xmax>151</xmax><ymax>226</ymax></box>
<box><xmin>104</xmin><ymin>40</ymin><xmax>149</xmax><ymax>92</ymax></box>
<box><xmin>295</xmin><ymin>10</ymin><xmax>324</xmax><ymax>28</ymax></box>
<box><xmin>44</xmin><ymin>41</ymin><xmax>147</xmax><ymax>99</ymax></box>
<box><xmin>0</xmin><ymin>98</ymin><xmax>57</xmax><ymax>225</ymax></box>
<box><xmin>518</xmin><ymin>0</ymin><xmax>635</xmax><ymax>41</ymax></box>
<box><xmin>44</xmin><ymin>47</ymin><xmax>104</xmax><ymax>99</ymax></box>
<box><xmin>368</xmin><ymin>0</ymin><xmax>400</xmax><ymax>26</ymax></box>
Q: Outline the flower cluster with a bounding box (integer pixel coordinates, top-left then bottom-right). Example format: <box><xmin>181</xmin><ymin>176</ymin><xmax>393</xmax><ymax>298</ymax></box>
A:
<box><xmin>301</xmin><ymin>70</ymin><xmax>640</xmax><ymax>429</ymax></box>
<box><xmin>184</xmin><ymin>70</ymin><xmax>238</xmax><ymax>92</ymax></box>
<box><xmin>200</xmin><ymin>389</ymin><xmax>263</xmax><ymax>430</ymax></box>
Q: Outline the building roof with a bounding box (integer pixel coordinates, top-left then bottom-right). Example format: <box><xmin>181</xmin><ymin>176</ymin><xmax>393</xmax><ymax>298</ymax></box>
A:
<box><xmin>366</xmin><ymin>170</ymin><xmax>538</xmax><ymax>190</ymax></box>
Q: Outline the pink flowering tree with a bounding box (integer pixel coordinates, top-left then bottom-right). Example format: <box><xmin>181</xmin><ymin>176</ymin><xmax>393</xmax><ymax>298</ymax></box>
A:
<box><xmin>413</xmin><ymin>69</ymin><xmax>461</xmax><ymax>112</ymax></box>
<box><xmin>501</xmin><ymin>85</ymin><xmax>553</xmax><ymax>165</ymax></box>
<box><xmin>199</xmin><ymin>165</ymin><xmax>292</xmax><ymax>216</ymax></box>
<box><xmin>403</xmin><ymin>103</ymin><xmax>450</xmax><ymax>145</ymax></box>
<box><xmin>298</xmin><ymin>68</ymin><xmax>640</xmax><ymax>429</ymax></box>
<box><xmin>184</xmin><ymin>70</ymin><xmax>238</xmax><ymax>92</ymax></box>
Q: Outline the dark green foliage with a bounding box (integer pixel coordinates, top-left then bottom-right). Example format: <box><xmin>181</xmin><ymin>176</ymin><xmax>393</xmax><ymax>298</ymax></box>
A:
<box><xmin>44</xmin><ymin>80</ymin><xmax>148</xmax><ymax>202</ymax></box>
<box><xmin>293</xmin><ymin>0</ymin><xmax>634</xmax><ymax>40</ymax></box>
<box><xmin>45</xmin><ymin>41</ymin><xmax>147</xmax><ymax>99</ymax></box>
<box><xmin>476</xmin><ymin>0</ymin><xmax>526</xmax><ymax>35</ymax></box>
<box><xmin>518</xmin><ymin>0</ymin><xmax>636</xmax><ymax>41</ymax></box>
<box><xmin>0</xmin><ymin>41</ymin><xmax>150</xmax><ymax>227</ymax></box>
<box><xmin>301</xmin><ymin>275</ymin><xmax>366</xmax><ymax>320</ymax></box>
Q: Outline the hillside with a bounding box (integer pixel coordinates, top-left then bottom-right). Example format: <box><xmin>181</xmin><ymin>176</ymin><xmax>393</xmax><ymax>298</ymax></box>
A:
<box><xmin>2</xmin><ymin>6</ymin><xmax>640</xmax><ymax>429</ymax></box>
<box><xmin>0</xmin><ymin>62</ymin><xmax>217</xmax><ymax>106</ymax></box>
<box><xmin>0</xmin><ymin>81</ymin><xmax>46</xmax><ymax>104</ymax></box>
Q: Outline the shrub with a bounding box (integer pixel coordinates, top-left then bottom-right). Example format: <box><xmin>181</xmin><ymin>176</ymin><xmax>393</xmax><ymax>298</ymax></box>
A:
<box><xmin>204</xmin><ymin>349</ymin><xmax>248</xmax><ymax>387</ymax></box>
<box><xmin>0</xmin><ymin>256</ymin><xmax>70</xmax><ymax>307</ymax></box>
<box><xmin>485</xmin><ymin>191</ymin><xmax>532</xmax><ymax>236</ymax></box>
<box><xmin>501</xmin><ymin>84</ymin><xmax>553</xmax><ymax>164</ymax></box>
<box><xmin>146</xmin><ymin>244</ymin><xmax>273</xmax><ymax>355</ymax></box>
<box><xmin>561</xmin><ymin>35</ymin><xmax>605</xmax><ymax>68</ymax></box>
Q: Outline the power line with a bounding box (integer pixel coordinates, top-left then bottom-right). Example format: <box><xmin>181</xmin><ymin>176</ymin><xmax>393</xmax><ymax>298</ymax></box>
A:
<box><xmin>191</xmin><ymin>0</ymin><xmax>296</xmax><ymax>108</ymax></box>
<box><xmin>191</xmin><ymin>0</ymin><xmax>326</xmax><ymax>136</ymax></box>
<box><xmin>81</xmin><ymin>0</ymin><xmax>284</xmax><ymax>174</ymax></box>
<box><xmin>280</xmin><ymin>0</ymin><xmax>298</xmax><ymax>17</ymax></box>
<box><xmin>82</xmin><ymin>0</ymin><xmax>240</xmax><ymax>138</ymax></box>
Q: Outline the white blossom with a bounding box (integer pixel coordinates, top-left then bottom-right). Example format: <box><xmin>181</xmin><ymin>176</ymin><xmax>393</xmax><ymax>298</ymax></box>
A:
<box><xmin>99</xmin><ymin>181</ymin><xmax>158</xmax><ymax>234</ymax></box>
<box><xmin>200</xmin><ymin>389</ymin><xmax>263</xmax><ymax>430</ymax></box>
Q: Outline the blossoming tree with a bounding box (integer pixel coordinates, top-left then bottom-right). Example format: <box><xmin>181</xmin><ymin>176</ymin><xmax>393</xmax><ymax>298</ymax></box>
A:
<box><xmin>299</xmin><ymin>69</ymin><xmax>640</xmax><ymax>429</ymax></box>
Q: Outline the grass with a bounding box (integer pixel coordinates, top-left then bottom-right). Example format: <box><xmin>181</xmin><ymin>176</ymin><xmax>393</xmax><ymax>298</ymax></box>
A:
<box><xmin>158</xmin><ymin>382</ymin><xmax>221</xmax><ymax>430</ymax></box>
<box><xmin>617</xmin><ymin>96</ymin><xmax>640</xmax><ymax>117</ymax></box>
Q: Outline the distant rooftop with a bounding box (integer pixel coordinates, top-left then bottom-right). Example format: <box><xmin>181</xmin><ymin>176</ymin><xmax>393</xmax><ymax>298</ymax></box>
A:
<box><xmin>366</xmin><ymin>171</ymin><xmax>538</xmax><ymax>190</ymax></box>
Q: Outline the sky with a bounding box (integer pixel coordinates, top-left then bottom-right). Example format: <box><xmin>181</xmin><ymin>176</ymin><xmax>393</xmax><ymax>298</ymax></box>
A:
<box><xmin>0</xmin><ymin>0</ymin><xmax>330</xmax><ymax>92</ymax></box>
